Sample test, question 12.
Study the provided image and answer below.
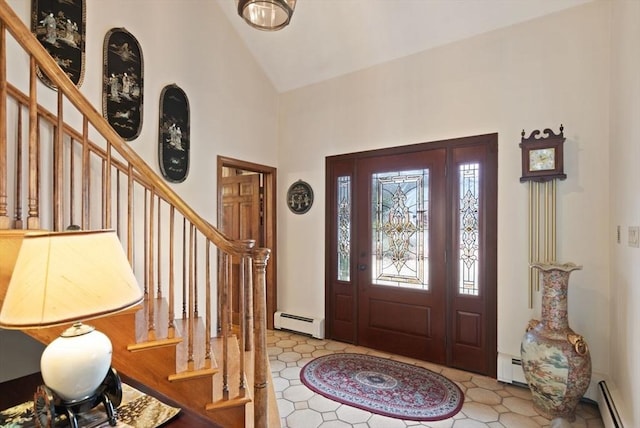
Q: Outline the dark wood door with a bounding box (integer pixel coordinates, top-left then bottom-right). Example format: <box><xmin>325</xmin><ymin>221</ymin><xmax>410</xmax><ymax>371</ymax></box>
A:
<box><xmin>325</xmin><ymin>134</ymin><xmax>497</xmax><ymax>377</ymax></box>
<box><xmin>220</xmin><ymin>173</ymin><xmax>261</xmax><ymax>324</ymax></box>
<box><xmin>356</xmin><ymin>150</ymin><xmax>447</xmax><ymax>364</ymax></box>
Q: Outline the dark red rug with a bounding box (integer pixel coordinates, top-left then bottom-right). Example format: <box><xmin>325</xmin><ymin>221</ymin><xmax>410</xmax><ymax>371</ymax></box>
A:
<box><xmin>300</xmin><ymin>353</ymin><xmax>464</xmax><ymax>421</ymax></box>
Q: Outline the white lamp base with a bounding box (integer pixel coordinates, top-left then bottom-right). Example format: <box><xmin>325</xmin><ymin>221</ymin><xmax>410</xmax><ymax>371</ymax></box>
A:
<box><xmin>40</xmin><ymin>323</ymin><xmax>113</xmax><ymax>402</ymax></box>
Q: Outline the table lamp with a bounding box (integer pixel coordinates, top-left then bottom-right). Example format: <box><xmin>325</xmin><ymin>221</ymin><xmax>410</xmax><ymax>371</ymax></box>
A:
<box><xmin>0</xmin><ymin>229</ymin><xmax>143</xmax><ymax>427</ymax></box>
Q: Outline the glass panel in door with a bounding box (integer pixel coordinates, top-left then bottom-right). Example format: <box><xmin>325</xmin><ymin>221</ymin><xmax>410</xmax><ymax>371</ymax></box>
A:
<box><xmin>371</xmin><ymin>169</ymin><xmax>429</xmax><ymax>290</ymax></box>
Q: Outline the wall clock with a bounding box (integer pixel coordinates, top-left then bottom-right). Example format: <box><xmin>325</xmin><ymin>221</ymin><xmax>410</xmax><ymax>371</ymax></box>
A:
<box><xmin>287</xmin><ymin>180</ymin><xmax>313</xmax><ymax>214</ymax></box>
<box><xmin>520</xmin><ymin>125</ymin><xmax>567</xmax><ymax>182</ymax></box>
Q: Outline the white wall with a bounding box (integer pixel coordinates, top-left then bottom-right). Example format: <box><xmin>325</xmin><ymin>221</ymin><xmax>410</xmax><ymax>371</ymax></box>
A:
<box><xmin>5</xmin><ymin>0</ymin><xmax>280</xmax><ymax>216</ymax></box>
<box><xmin>609</xmin><ymin>1</ymin><xmax>640</xmax><ymax>425</ymax></box>
<box><xmin>2</xmin><ymin>4</ymin><xmax>630</xmax><ymax>412</ymax></box>
<box><xmin>277</xmin><ymin>1</ymin><xmax>612</xmax><ymax>382</ymax></box>
<box><xmin>83</xmin><ymin>0</ymin><xmax>281</xmax><ymax>216</ymax></box>
<box><xmin>1</xmin><ymin>0</ymin><xmax>279</xmax><ymax>381</ymax></box>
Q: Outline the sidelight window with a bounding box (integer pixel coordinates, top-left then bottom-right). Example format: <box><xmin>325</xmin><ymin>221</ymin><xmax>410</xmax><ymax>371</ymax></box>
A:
<box><xmin>337</xmin><ymin>176</ymin><xmax>351</xmax><ymax>282</ymax></box>
<box><xmin>459</xmin><ymin>163</ymin><xmax>480</xmax><ymax>296</ymax></box>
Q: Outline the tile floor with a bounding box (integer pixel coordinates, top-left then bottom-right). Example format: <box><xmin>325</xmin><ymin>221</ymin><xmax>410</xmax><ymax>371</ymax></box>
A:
<box><xmin>267</xmin><ymin>329</ymin><xmax>604</xmax><ymax>428</ymax></box>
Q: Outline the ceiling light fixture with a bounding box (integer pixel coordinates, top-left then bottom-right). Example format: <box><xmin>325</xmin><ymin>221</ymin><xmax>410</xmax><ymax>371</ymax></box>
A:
<box><xmin>237</xmin><ymin>0</ymin><xmax>296</xmax><ymax>31</ymax></box>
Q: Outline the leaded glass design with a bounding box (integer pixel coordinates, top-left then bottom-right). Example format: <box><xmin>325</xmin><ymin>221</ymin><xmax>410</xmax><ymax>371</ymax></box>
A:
<box><xmin>371</xmin><ymin>169</ymin><xmax>429</xmax><ymax>290</ymax></box>
<box><xmin>459</xmin><ymin>163</ymin><xmax>480</xmax><ymax>296</ymax></box>
<box><xmin>337</xmin><ymin>176</ymin><xmax>351</xmax><ymax>281</ymax></box>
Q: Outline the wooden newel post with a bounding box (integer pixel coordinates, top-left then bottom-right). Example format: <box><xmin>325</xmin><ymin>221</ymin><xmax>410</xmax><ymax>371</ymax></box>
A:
<box><xmin>252</xmin><ymin>247</ymin><xmax>271</xmax><ymax>428</ymax></box>
<box><xmin>241</xmin><ymin>239</ymin><xmax>256</xmax><ymax>352</ymax></box>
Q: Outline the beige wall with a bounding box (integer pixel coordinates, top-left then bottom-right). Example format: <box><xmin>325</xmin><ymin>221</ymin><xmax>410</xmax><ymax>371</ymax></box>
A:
<box><xmin>278</xmin><ymin>0</ymin><xmax>612</xmax><ymax>393</ymax></box>
<box><xmin>609</xmin><ymin>1</ymin><xmax>640</xmax><ymax>425</ymax></box>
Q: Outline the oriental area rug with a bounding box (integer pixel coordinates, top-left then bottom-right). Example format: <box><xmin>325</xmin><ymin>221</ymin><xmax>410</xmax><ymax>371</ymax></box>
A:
<box><xmin>0</xmin><ymin>383</ymin><xmax>180</xmax><ymax>428</ymax></box>
<box><xmin>300</xmin><ymin>353</ymin><xmax>464</xmax><ymax>421</ymax></box>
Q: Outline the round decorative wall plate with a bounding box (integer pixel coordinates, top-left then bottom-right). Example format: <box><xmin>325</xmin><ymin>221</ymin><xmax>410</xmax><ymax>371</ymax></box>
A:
<box><xmin>287</xmin><ymin>180</ymin><xmax>313</xmax><ymax>214</ymax></box>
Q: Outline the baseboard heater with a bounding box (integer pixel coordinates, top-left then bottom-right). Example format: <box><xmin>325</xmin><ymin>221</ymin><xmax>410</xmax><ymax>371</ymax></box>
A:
<box><xmin>274</xmin><ymin>311</ymin><xmax>324</xmax><ymax>339</ymax></box>
<box><xmin>598</xmin><ymin>381</ymin><xmax>624</xmax><ymax>428</ymax></box>
<box><xmin>509</xmin><ymin>358</ymin><xmax>528</xmax><ymax>387</ymax></box>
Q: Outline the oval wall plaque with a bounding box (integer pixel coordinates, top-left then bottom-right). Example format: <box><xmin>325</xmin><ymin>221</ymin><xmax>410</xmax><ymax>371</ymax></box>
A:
<box><xmin>158</xmin><ymin>84</ymin><xmax>190</xmax><ymax>183</ymax></box>
<box><xmin>31</xmin><ymin>0</ymin><xmax>86</xmax><ymax>89</ymax></box>
<box><xmin>102</xmin><ymin>27</ymin><xmax>144</xmax><ymax>141</ymax></box>
<box><xmin>287</xmin><ymin>180</ymin><xmax>314</xmax><ymax>214</ymax></box>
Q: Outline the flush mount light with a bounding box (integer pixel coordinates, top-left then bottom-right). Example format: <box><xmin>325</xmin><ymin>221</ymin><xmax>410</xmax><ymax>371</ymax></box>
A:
<box><xmin>237</xmin><ymin>0</ymin><xmax>296</xmax><ymax>31</ymax></box>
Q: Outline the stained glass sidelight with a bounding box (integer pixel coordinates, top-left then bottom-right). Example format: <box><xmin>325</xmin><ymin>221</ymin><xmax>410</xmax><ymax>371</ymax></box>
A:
<box><xmin>459</xmin><ymin>163</ymin><xmax>480</xmax><ymax>296</ymax></box>
<box><xmin>337</xmin><ymin>176</ymin><xmax>351</xmax><ymax>281</ymax></box>
<box><xmin>371</xmin><ymin>169</ymin><xmax>429</xmax><ymax>290</ymax></box>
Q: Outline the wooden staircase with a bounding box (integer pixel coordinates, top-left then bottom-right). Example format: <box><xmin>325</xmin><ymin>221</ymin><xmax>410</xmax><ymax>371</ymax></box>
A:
<box><xmin>0</xmin><ymin>2</ymin><xmax>277</xmax><ymax>426</ymax></box>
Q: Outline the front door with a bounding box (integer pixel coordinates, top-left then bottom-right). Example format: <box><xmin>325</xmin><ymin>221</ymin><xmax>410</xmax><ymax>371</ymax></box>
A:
<box><xmin>325</xmin><ymin>134</ymin><xmax>497</xmax><ymax>377</ymax></box>
<box><xmin>356</xmin><ymin>150</ymin><xmax>447</xmax><ymax>364</ymax></box>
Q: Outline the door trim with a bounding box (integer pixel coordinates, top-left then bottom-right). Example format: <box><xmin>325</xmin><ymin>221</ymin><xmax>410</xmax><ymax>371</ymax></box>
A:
<box><xmin>325</xmin><ymin>133</ymin><xmax>497</xmax><ymax>377</ymax></box>
<box><xmin>217</xmin><ymin>156</ymin><xmax>278</xmax><ymax>329</ymax></box>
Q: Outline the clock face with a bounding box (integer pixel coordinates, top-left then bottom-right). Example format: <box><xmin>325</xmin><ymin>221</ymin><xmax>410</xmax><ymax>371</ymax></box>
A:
<box><xmin>529</xmin><ymin>148</ymin><xmax>555</xmax><ymax>171</ymax></box>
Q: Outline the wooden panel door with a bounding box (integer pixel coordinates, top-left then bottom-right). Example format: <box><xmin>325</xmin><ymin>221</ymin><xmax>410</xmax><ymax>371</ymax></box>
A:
<box><xmin>220</xmin><ymin>173</ymin><xmax>261</xmax><ymax>324</ymax></box>
<box><xmin>356</xmin><ymin>150</ymin><xmax>447</xmax><ymax>363</ymax></box>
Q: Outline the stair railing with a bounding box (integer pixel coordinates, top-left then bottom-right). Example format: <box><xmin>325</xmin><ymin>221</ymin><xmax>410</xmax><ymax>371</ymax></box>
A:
<box><xmin>0</xmin><ymin>2</ymin><xmax>271</xmax><ymax>426</ymax></box>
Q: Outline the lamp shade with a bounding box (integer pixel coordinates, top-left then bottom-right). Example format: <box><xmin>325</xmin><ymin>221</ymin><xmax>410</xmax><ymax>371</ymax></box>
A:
<box><xmin>0</xmin><ymin>229</ymin><xmax>142</xmax><ymax>329</ymax></box>
<box><xmin>238</xmin><ymin>0</ymin><xmax>296</xmax><ymax>31</ymax></box>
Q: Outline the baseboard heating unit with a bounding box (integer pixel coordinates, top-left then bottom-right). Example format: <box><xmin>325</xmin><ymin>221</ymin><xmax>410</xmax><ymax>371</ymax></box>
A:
<box><xmin>497</xmin><ymin>354</ymin><xmax>527</xmax><ymax>387</ymax></box>
<box><xmin>274</xmin><ymin>311</ymin><xmax>324</xmax><ymax>339</ymax></box>
<box><xmin>598</xmin><ymin>381</ymin><xmax>624</xmax><ymax>428</ymax></box>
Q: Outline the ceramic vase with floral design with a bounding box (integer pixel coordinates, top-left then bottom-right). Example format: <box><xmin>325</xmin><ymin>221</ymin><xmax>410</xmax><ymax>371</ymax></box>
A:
<box><xmin>520</xmin><ymin>262</ymin><xmax>591</xmax><ymax>422</ymax></box>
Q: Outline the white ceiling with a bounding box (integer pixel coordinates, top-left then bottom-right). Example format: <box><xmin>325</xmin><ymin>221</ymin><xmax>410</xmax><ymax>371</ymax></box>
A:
<box><xmin>217</xmin><ymin>0</ymin><xmax>593</xmax><ymax>93</ymax></box>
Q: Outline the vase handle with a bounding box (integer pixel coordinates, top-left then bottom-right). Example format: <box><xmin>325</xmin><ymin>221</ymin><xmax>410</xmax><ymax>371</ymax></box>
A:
<box><xmin>567</xmin><ymin>334</ymin><xmax>589</xmax><ymax>356</ymax></box>
<box><xmin>525</xmin><ymin>319</ymin><xmax>539</xmax><ymax>332</ymax></box>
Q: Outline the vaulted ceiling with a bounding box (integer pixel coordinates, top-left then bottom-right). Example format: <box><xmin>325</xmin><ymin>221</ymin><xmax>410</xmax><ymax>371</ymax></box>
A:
<box><xmin>216</xmin><ymin>0</ymin><xmax>593</xmax><ymax>93</ymax></box>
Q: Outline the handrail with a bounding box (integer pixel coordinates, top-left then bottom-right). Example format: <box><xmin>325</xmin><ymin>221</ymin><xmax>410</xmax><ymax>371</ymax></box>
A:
<box><xmin>0</xmin><ymin>1</ymin><xmax>272</xmax><ymax>426</ymax></box>
<box><xmin>0</xmin><ymin>1</ymin><xmax>245</xmax><ymax>256</ymax></box>
<box><xmin>6</xmin><ymin>82</ymin><xmax>149</xmax><ymax>184</ymax></box>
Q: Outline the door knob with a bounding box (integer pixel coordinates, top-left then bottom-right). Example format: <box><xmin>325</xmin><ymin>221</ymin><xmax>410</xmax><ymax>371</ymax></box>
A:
<box><xmin>358</xmin><ymin>264</ymin><xmax>367</xmax><ymax>271</ymax></box>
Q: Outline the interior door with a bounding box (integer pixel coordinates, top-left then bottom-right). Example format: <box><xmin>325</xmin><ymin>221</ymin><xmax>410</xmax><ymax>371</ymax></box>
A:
<box><xmin>356</xmin><ymin>150</ymin><xmax>447</xmax><ymax>363</ymax></box>
<box><xmin>220</xmin><ymin>173</ymin><xmax>261</xmax><ymax>325</ymax></box>
<box><xmin>325</xmin><ymin>134</ymin><xmax>497</xmax><ymax>377</ymax></box>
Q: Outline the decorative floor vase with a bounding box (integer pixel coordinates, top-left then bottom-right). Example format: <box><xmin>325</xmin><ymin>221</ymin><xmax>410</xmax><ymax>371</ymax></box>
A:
<box><xmin>520</xmin><ymin>262</ymin><xmax>591</xmax><ymax>421</ymax></box>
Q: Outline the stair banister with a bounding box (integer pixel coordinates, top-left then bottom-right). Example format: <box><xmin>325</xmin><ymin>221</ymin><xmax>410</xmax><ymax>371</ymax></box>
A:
<box><xmin>0</xmin><ymin>1</ymin><xmax>243</xmax><ymax>256</ymax></box>
<box><xmin>0</xmin><ymin>1</ymin><xmax>273</xmax><ymax>426</ymax></box>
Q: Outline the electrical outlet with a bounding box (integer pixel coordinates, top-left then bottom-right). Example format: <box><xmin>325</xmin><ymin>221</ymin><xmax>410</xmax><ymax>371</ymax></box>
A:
<box><xmin>629</xmin><ymin>226</ymin><xmax>640</xmax><ymax>248</ymax></box>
